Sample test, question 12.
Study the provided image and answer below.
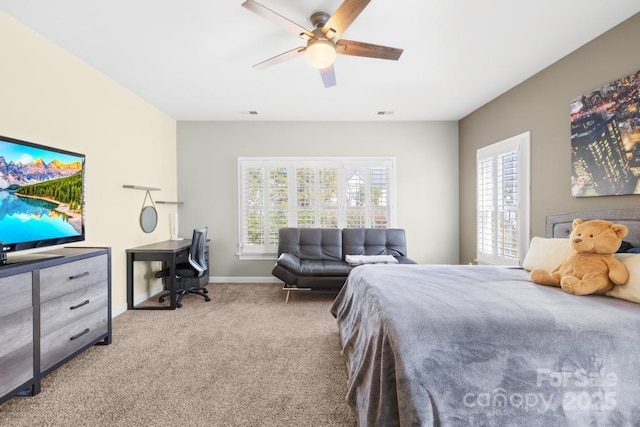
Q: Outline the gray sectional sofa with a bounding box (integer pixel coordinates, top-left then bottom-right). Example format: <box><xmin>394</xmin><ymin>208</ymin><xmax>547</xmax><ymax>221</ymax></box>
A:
<box><xmin>272</xmin><ymin>227</ymin><xmax>415</xmax><ymax>301</ymax></box>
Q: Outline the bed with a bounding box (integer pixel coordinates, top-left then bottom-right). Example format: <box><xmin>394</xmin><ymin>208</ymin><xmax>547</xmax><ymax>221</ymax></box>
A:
<box><xmin>330</xmin><ymin>208</ymin><xmax>640</xmax><ymax>426</ymax></box>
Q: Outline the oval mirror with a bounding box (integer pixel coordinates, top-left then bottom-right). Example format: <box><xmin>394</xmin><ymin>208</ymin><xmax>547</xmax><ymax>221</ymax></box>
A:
<box><xmin>140</xmin><ymin>205</ymin><xmax>158</xmax><ymax>233</ymax></box>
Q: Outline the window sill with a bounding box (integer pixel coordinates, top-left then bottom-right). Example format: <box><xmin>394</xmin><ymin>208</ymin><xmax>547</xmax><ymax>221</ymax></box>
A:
<box><xmin>237</xmin><ymin>253</ymin><xmax>277</xmax><ymax>261</ymax></box>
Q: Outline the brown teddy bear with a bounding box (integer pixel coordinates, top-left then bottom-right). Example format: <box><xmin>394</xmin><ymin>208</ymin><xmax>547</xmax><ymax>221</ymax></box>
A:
<box><xmin>530</xmin><ymin>219</ymin><xmax>629</xmax><ymax>295</ymax></box>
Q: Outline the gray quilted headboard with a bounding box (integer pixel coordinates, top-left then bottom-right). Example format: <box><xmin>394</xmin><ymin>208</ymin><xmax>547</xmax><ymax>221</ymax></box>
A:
<box><xmin>545</xmin><ymin>207</ymin><xmax>640</xmax><ymax>247</ymax></box>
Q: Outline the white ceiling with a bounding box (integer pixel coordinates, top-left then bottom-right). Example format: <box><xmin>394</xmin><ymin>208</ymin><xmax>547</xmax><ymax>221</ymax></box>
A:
<box><xmin>1</xmin><ymin>1</ymin><xmax>639</xmax><ymax>121</ymax></box>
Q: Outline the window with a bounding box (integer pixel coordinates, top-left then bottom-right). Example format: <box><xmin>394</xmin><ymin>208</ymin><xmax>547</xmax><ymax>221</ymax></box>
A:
<box><xmin>476</xmin><ymin>132</ymin><xmax>530</xmax><ymax>265</ymax></box>
<box><xmin>238</xmin><ymin>157</ymin><xmax>396</xmax><ymax>259</ymax></box>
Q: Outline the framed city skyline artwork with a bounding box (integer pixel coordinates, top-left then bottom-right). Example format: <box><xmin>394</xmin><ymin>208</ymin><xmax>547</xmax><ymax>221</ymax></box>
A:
<box><xmin>570</xmin><ymin>69</ymin><xmax>640</xmax><ymax>197</ymax></box>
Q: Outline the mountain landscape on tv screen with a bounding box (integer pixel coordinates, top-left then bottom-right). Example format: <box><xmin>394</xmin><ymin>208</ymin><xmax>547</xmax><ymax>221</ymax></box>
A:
<box><xmin>0</xmin><ymin>156</ymin><xmax>82</xmax><ymax>188</ymax></box>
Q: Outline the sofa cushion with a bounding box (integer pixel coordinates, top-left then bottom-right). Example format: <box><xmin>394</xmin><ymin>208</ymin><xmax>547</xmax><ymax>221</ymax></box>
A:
<box><xmin>342</xmin><ymin>228</ymin><xmax>408</xmax><ymax>257</ymax></box>
<box><xmin>278</xmin><ymin>228</ymin><xmax>343</xmax><ymax>261</ymax></box>
<box><xmin>298</xmin><ymin>260</ymin><xmax>352</xmax><ymax>276</ymax></box>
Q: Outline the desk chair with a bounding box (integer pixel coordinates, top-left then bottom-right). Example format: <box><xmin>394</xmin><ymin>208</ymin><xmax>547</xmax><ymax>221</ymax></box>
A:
<box><xmin>158</xmin><ymin>227</ymin><xmax>210</xmax><ymax>308</ymax></box>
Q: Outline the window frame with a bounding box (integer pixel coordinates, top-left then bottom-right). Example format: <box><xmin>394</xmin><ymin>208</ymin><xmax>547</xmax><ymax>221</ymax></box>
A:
<box><xmin>476</xmin><ymin>132</ymin><xmax>531</xmax><ymax>265</ymax></box>
<box><xmin>237</xmin><ymin>157</ymin><xmax>397</xmax><ymax>260</ymax></box>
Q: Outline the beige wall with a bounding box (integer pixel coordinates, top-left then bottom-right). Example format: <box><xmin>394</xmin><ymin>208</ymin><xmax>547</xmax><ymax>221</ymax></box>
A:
<box><xmin>0</xmin><ymin>11</ymin><xmax>178</xmax><ymax>314</ymax></box>
<box><xmin>459</xmin><ymin>13</ymin><xmax>640</xmax><ymax>265</ymax></box>
<box><xmin>177</xmin><ymin>121</ymin><xmax>459</xmax><ymax>279</ymax></box>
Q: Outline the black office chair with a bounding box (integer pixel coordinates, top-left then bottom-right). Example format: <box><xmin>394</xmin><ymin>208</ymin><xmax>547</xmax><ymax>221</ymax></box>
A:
<box><xmin>158</xmin><ymin>227</ymin><xmax>210</xmax><ymax>308</ymax></box>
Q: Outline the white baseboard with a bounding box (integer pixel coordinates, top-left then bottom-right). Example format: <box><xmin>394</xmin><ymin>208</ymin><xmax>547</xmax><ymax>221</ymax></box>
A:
<box><xmin>208</xmin><ymin>276</ymin><xmax>281</xmax><ymax>284</ymax></box>
<box><xmin>112</xmin><ymin>283</ymin><xmax>164</xmax><ymax>318</ymax></box>
<box><xmin>135</xmin><ymin>283</ymin><xmax>165</xmax><ymax>304</ymax></box>
<box><xmin>112</xmin><ymin>303</ymin><xmax>128</xmax><ymax>318</ymax></box>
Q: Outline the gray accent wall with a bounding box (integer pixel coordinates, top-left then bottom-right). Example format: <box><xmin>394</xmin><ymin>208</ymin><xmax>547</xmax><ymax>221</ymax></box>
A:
<box><xmin>459</xmin><ymin>13</ymin><xmax>640</xmax><ymax>265</ymax></box>
<box><xmin>177</xmin><ymin>121</ymin><xmax>458</xmax><ymax>279</ymax></box>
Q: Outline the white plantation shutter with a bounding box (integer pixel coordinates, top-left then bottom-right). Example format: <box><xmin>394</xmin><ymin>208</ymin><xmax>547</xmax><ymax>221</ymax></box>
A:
<box><xmin>476</xmin><ymin>132</ymin><xmax>530</xmax><ymax>265</ymax></box>
<box><xmin>318</xmin><ymin>166</ymin><xmax>339</xmax><ymax>228</ymax></box>
<box><xmin>238</xmin><ymin>161</ymin><xmax>291</xmax><ymax>255</ymax></box>
<box><xmin>477</xmin><ymin>156</ymin><xmax>495</xmax><ymax>257</ymax></box>
<box><xmin>369</xmin><ymin>166</ymin><xmax>391</xmax><ymax>228</ymax></box>
<box><xmin>238</xmin><ymin>157</ymin><xmax>396</xmax><ymax>259</ymax></box>
<box><xmin>295</xmin><ymin>166</ymin><xmax>316</xmax><ymax>227</ymax></box>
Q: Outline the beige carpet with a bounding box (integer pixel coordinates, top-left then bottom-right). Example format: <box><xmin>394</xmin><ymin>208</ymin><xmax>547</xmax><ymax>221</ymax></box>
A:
<box><xmin>0</xmin><ymin>284</ymin><xmax>356</xmax><ymax>427</ymax></box>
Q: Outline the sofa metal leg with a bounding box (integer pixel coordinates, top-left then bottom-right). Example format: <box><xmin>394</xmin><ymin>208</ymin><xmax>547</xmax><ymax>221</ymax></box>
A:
<box><xmin>282</xmin><ymin>284</ymin><xmax>311</xmax><ymax>303</ymax></box>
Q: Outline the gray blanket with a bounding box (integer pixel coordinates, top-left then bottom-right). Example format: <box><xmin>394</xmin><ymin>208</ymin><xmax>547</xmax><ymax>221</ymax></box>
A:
<box><xmin>330</xmin><ymin>264</ymin><xmax>640</xmax><ymax>426</ymax></box>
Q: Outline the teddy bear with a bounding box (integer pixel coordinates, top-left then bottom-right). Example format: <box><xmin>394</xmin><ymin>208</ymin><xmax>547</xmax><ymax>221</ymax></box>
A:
<box><xmin>530</xmin><ymin>218</ymin><xmax>629</xmax><ymax>295</ymax></box>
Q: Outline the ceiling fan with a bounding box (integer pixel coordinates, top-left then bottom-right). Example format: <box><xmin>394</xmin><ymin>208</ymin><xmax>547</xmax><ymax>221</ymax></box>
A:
<box><xmin>241</xmin><ymin>0</ymin><xmax>403</xmax><ymax>88</ymax></box>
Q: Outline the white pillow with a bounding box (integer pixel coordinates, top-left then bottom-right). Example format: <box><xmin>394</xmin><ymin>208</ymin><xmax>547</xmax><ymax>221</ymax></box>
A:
<box><xmin>345</xmin><ymin>254</ymin><xmax>398</xmax><ymax>266</ymax></box>
<box><xmin>522</xmin><ymin>237</ymin><xmax>573</xmax><ymax>272</ymax></box>
<box><xmin>607</xmin><ymin>254</ymin><xmax>640</xmax><ymax>304</ymax></box>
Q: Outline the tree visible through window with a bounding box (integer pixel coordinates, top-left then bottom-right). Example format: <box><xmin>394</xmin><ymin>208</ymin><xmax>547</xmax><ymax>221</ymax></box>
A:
<box><xmin>238</xmin><ymin>157</ymin><xmax>396</xmax><ymax>258</ymax></box>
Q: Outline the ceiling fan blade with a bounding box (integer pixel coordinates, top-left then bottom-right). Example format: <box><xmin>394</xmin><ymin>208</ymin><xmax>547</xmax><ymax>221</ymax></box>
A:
<box><xmin>242</xmin><ymin>0</ymin><xmax>314</xmax><ymax>39</ymax></box>
<box><xmin>319</xmin><ymin>65</ymin><xmax>336</xmax><ymax>88</ymax></box>
<box><xmin>336</xmin><ymin>39</ymin><xmax>403</xmax><ymax>60</ymax></box>
<box><xmin>253</xmin><ymin>47</ymin><xmax>306</xmax><ymax>70</ymax></box>
<box><xmin>322</xmin><ymin>0</ymin><xmax>371</xmax><ymax>40</ymax></box>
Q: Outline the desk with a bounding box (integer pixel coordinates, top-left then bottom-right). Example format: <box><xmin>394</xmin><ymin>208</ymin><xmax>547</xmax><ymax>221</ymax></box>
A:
<box><xmin>126</xmin><ymin>240</ymin><xmax>192</xmax><ymax>310</ymax></box>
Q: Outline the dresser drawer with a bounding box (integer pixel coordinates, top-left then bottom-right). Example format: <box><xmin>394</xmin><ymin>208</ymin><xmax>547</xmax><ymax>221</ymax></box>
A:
<box><xmin>0</xmin><ymin>272</ymin><xmax>31</xmax><ymax>317</ymax></box>
<box><xmin>0</xmin><ymin>307</ymin><xmax>33</xmax><ymax>357</ymax></box>
<box><xmin>40</xmin><ymin>281</ymin><xmax>108</xmax><ymax>337</ymax></box>
<box><xmin>40</xmin><ymin>308</ymin><xmax>108</xmax><ymax>372</ymax></box>
<box><xmin>40</xmin><ymin>255</ymin><xmax>108</xmax><ymax>303</ymax></box>
<box><xmin>0</xmin><ymin>343</ymin><xmax>33</xmax><ymax>397</ymax></box>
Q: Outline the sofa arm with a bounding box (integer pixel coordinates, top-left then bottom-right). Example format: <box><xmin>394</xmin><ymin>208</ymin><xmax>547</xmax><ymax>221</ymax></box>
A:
<box><xmin>276</xmin><ymin>252</ymin><xmax>301</xmax><ymax>271</ymax></box>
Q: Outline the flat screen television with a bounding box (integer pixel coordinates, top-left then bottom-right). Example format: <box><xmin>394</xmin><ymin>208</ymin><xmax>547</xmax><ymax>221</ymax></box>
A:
<box><xmin>0</xmin><ymin>134</ymin><xmax>85</xmax><ymax>265</ymax></box>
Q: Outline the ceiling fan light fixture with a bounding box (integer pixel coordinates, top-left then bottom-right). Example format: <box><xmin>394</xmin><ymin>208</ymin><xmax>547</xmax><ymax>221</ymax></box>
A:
<box><xmin>305</xmin><ymin>38</ymin><xmax>336</xmax><ymax>69</ymax></box>
<box><xmin>242</xmin><ymin>0</ymin><xmax>403</xmax><ymax>88</ymax></box>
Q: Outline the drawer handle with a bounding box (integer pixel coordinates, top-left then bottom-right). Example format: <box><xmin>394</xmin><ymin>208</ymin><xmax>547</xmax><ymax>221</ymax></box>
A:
<box><xmin>70</xmin><ymin>328</ymin><xmax>90</xmax><ymax>341</ymax></box>
<box><xmin>70</xmin><ymin>300</ymin><xmax>90</xmax><ymax>310</ymax></box>
<box><xmin>69</xmin><ymin>271</ymin><xmax>90</xmax><ymax>280</ymax></box>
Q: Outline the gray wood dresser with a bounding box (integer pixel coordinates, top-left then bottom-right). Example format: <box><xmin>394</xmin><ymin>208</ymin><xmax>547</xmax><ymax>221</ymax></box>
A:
<box><xmin>0</xmin><ymin>247</ymin><xmax>111</xmax><ymax>404</ymax></box>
